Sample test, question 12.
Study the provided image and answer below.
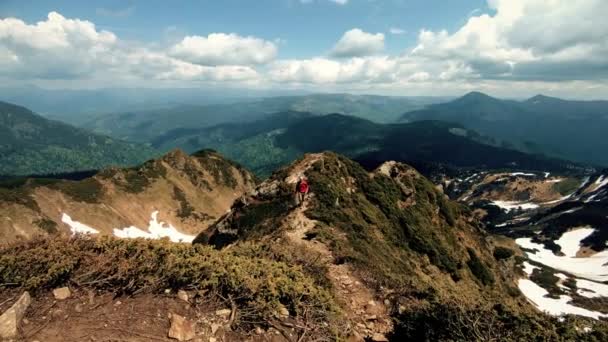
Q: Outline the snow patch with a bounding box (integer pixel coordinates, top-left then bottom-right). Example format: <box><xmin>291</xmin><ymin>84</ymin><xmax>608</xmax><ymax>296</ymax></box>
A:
<box><xmin>492</xmin><ymin>200</ymin><xmax>539</xmax><ymax>212</ymax></box>
<box><xmin>511</xmin><ymin>172</ymin><xmax>536</xmax><ymax>177</ymax></box>
<box><xmin>576</xmin><ymin>279</ymin><xmax>608</xmax><ymax>298</ymax></box>
<box><xmin>556</xmin><ymin>228</ymin><xmax>596</xmax><ymax>258</ymax></box>
<box><xmin>516</xmin><ymin>229</ymin><xmax>608</xmax><ymax>282</ymax></box>
<box><xmin>113</xmin><ymin>211</ymin><xmax>195</xmax><ymax>243</ymax></box>
<box><xmin>62</xmin><ymin>213</ymin><xmax>99</xmax><ymax>235</ymax></box>
<box><xmin>517</xmin><ymin>279</ymin><xmax>607</xmax><ymax>319</ymax></box>
<box><xmin>522</xmin><ymin>262</ymin><xmax>539</xmax><ymax>275</ymax></box>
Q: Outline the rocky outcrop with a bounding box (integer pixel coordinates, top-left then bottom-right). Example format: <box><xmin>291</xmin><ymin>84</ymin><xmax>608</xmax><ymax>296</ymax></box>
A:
<box><xmin>0</xmin><ymin>292</ymin><xmax>31</xmax><ymax>340</ymax></box>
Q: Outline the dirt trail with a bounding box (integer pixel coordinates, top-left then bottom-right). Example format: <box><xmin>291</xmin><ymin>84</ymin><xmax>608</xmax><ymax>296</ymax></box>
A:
<box><xmin>282</xmin><ymin>156</ymin><xmax>392</xmax><ymax>339</ymax></box>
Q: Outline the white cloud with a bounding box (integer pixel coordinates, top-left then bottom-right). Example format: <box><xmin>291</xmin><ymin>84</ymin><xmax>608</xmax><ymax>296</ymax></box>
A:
<box><xmin>389</xmin><ymin>27</ymin><xmax>406</xmax><ymax>35</ymax></box>
<box><xmin>1</xmin><ymin>3</ymin><xmax>607</xmax><ymax>97</ymax></box>
<box><xmin>169</xmin><ymin>33</ymin><xmax>277</xmax><ymax>66</ymax></box>
<box><xmin>411</xmin><ymin>0</ymin><xmax>608</xmax><ymax>81</ymax></box>
<box><xmin>0</xmin><ymin>12</ymin><xmax>118</xmax><ymax>79</ymax></box>
<box><xmin>330</xmin><ymin>28</ymin><xmax>385</xmax><ymax>58</ymax></box>
<box><xmin>0</xmin><ymin>12</ymin><xmax>266</xmax><ymax>85</ymax></box>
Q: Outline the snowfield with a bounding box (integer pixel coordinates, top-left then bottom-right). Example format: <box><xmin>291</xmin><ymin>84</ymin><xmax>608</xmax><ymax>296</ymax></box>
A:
<box><xmin>518</xmin><ymin>279</ymin><xmax>607</xmax><ymax>319</ymax></box>
<box><xmin>576</xmin><ymin>279</ymin><xmax>608</xmax><ymax>298</ymax></box>
<box><xmin>516</xmin><ymin>229</ymin><xmax>608</xmax><ymax>282</ymax></box>
<box><xmin>517</xmin><ymin>227</ymin><xmax>608</xmax><ymax>319</ymax></box>
<box><xmin>62</xmin><ymin>213</ymin><xmax>99</xmax><ymax>235</ymax></box>
<box><xmin>491</xmin><ymin>200</ymin><xmax>539</xmax><ymax>212</ymax></box>
<box><xmin>62</xmin><ymin>211</ymin><xmax>195</xmax><ymax>243</ymax></box>
<box><xmin>113</xmin><ymin>211</ymin><xmax>195</xmax><ymax>243</ymax></box>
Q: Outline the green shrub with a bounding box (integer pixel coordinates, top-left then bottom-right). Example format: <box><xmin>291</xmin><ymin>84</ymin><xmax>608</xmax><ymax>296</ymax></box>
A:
<box><xmin>467</xmin><ymin>248</ymin><xmax>495</xmax><ymax>286</ymax></box>
<box><xmin>391</xmin><ymin>301</ymin><xmax>608</xmax><ymax>341</ymax></box>
<box><xmin>493</xmin><ymin>246</ymin><xmax>515</xmax><ymax>260</ymax></box>
<box><xmin>35</xmin><ymin>218</ymin><xmax>58</xmax><ymax>234</ymax></box>
<box><xmin>552</xmin><ymin>178</ymin><xmax>582</xmax><ymax>196</ymax></box>
<box><xmin>0</xmin><ymin>236</ymin><xmax>336</xmax><ymax>326</ymax></box>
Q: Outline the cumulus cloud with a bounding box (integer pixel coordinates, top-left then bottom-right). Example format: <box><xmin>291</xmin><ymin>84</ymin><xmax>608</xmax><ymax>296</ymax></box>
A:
<box><xmin>0</xmin><ymin>12</ymin><xmax>118</xmax><ymax>79</ymax></box>
<box><xmin>0</xmin><ymin>12</ymin><xmax>266</xmax><ymax>84</ymax></box>
<box><xmin>1</xmin><ymin>2</ymin><xmax>607</xmax><ymax>96</ymax></box>
<box><xmin>169</xmin><ymin>33</ymin><xmax>277</xmax><ymax>66</ymax></box>
<box><xmin>330</xmin><ymin>29</ymin><xmax>385</xmax><ymax>58</ymax></box>
<box><xmin>411</xmin><ymin>0</ymin><xmax>608</xmax><ymax>81</ymax></box>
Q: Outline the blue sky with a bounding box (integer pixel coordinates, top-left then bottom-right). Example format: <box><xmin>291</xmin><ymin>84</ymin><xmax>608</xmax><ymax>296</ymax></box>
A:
<box><xmin>1</xmin><ymin>0</ymin><xmax>489</xmax><ymax>58</ymax></box>
<box><xmin>0</xmin><ymin>1</ymin><xmax>606</xmax><ymax>98</ymax></box>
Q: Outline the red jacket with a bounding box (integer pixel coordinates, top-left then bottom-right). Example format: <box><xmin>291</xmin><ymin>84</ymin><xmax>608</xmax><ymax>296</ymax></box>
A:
<box><xmin>297</xmin><ymin>180</ymin><xmax>309</xmax><ymax>193</ymax></box>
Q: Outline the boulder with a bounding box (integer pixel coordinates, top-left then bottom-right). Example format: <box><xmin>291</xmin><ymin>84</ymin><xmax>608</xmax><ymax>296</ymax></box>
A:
<box><xmin>0</xmin><ymin>292</ymin><xmax>32</xmax><ymax>339</ymax></box>
<box><xmin>53</xmin><ymin>287</ymin><xmax>71</xmax><ymax>300</ymax></box>
<box><xmin>168</xmin><ymin>313</ymin><xmax>196</xmax><ymax>341</ymax></box>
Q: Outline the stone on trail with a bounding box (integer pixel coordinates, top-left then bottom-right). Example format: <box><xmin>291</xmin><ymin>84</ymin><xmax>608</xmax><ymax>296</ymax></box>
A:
<box><xmin>168</xmin><ymin>313</ymin><xmax>196</xmax><ymax>341</ymax></box>
<box><xmin>177</xmin><ymin>290</ymin><xmax>189</xmax><ymax>303</ymax></box>
<box><xmin>53</xmin><ymin>287</ymin><xmax>71</xmax><ymax>300</ymax></box>
<box><xmin>0</xmin><ymin>292</ymin><xmax>32</xmax><ymax>340</ymax></box>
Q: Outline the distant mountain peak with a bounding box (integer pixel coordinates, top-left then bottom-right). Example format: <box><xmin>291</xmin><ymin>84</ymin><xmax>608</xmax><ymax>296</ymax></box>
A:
<box><xmin>456</xmin><ymin>91</ymin><xmax>499</xmax><ymax>104</ymax></box>
<box><xmin>526</xmin><ymin>94</ymin><xmax>561</xmax><ymax>104</ymax></box>
<box><xmin>462</xmin><ymin>91</ymin><xmax>493</xmax><ymax>99</ymax></box>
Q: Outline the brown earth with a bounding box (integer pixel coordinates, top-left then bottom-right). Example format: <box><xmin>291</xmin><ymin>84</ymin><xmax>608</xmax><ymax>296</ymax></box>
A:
<box><xmin>0</xmin><ymin>288</ymin><xmax>294</xmax><ymax>342</ymax></box>
<box><xmin>459</xmin><ymin>173</ymin><xmax>572</xmax><ymax>204</ymax></box>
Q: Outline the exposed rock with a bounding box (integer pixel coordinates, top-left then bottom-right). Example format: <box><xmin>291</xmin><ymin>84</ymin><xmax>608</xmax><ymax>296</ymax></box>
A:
<box><xmin>0</xmin><ymin>292</ymin><xmax>31</xmax><ymax>340</ymax></box>
<box><xmin>168</xmin><ymin>313</ymin><xmax>196</xmax><ymax>341</ymax></box>
<box><xmin>177</xmin><ymin>290</ymin><xmax>189</xmax><ymax>303</ymax></box>
<box><xmin>210</xmin><ymin>323</ymin><xmax>221</xmax><ymax>335</ymax></box>
<box><xmin>215</xmin><ymin>308</ymin><xmax>231</xmax><ymax>317</ymax></box>
<box><xmin>371</xmin><ymin>333</ymin><xmax>389</xmax><ymax>342</ymax></box>
<box><xmin>346</xmin><ymin>332</ymin><xmax>365</xmax><ymax>342</ymax></box>
<box><xmin>53</xmin><ymin>287</ymin><xmax>71</xmax><ymax>300</ymax></box>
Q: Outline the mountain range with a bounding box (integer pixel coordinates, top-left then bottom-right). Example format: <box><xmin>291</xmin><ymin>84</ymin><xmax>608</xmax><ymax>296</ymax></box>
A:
<box><xmin>49</xmin><ymin>94</ymin><xmax>445</xmax><ymax>142</ymax></box>
<box><xmin>153</xmin><ymin>111</ymin><xmax>578</xmax><ymax>177</ymax></box>
<box><xmin>0</xmin><ymin>101</ymin><xmax>159</xmax><ymax>176</ymax></box>
<box><xmin>401</xmin><ymin>92</ymin><xmax>608</xmax><ymax>167</ymax></box>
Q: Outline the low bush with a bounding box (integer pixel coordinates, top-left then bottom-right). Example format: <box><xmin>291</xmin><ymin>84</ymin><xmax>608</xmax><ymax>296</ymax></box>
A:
<box><xmin>0</xmin><ymin>236</ymin><xmax>336</xmax><ymax>327</ymax></box>
<box><xmin>467</xmin><ymin>248</ymin><xmax>495</xmax><ymax>286</ymax></box>
<box><xmin>391</xmin><ymin>301</ymin><xmax>608</xmax><ymax>342</ymax></box>
<box><xmin>493</xmin><ymin>246</ymin><xmax>515</xmax><ymax>260</ymax></box>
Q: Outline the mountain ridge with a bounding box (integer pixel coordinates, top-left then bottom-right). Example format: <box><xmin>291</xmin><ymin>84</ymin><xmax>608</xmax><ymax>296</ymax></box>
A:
<box><xmin>400</xmin><ymin>92</ymin><xmax>608</xmax><ymax>166</ymax></box>
<box><xmin>0</xmin><ymin>100</ymin><xmax>160</xmax><ymax>176</ymax></box>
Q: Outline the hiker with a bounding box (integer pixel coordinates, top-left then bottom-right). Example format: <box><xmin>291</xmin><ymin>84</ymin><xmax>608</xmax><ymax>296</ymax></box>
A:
<box><xmin>295</xmin><ymin>177</ymin><xmax>309</xmax><ymax>206</ymax></box>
